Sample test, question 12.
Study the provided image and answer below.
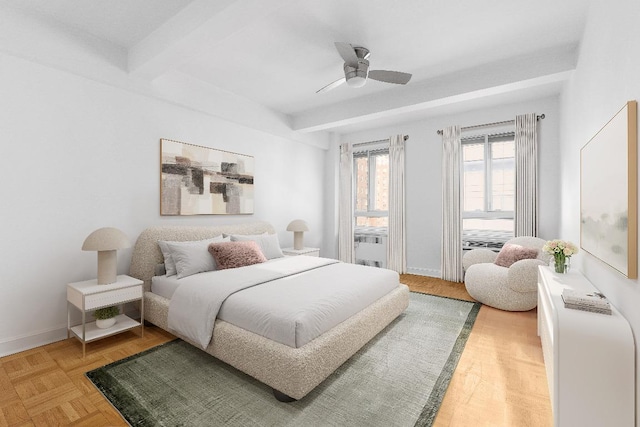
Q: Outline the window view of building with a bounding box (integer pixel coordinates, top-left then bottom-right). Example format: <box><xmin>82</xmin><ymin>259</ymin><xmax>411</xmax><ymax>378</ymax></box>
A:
<box><xmin>462</xmin><ymin>133</ymin><xmax>515</xmax><ymax>249</ymax></box>
<box><xmin>354</xmin><ymin>149</ymin><xmax>389</xmax><ymax>228</ymax></box>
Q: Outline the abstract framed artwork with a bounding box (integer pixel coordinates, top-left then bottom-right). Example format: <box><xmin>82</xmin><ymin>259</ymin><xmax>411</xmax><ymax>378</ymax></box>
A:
<box><xmin>580</xmin><ymin>101</ymin><xmax>637</xmax><ymax>278</ymax></box>
<box><xmin>160</xmin><ymin>139</ymin><xmax>254</xmax><ymax>215</ymax></box>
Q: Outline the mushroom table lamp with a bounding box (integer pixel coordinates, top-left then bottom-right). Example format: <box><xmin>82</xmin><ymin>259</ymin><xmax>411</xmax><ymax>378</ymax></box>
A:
<box><xmin>287</xmin><ymin>220</ymin><xmax>309</xmax><ymax>250</ymax></box>
<box><xmin>82</xmin><ymin>227</ymin><xmax>131</xmax><ymax>285</ymax></box>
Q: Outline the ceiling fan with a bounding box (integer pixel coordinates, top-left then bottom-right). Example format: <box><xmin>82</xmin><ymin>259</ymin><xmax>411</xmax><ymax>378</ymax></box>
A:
<box><xmin>317</xmin><ymin>42</ymin><xmax>412</xmax><ymax>93</ymax></box>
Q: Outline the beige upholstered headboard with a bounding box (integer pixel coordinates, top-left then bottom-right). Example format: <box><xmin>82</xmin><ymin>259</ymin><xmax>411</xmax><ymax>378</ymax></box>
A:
<box><xmin>129</xmin><ymin>221</ymin><xmax>276</xmax><ymax>292</ymax></box>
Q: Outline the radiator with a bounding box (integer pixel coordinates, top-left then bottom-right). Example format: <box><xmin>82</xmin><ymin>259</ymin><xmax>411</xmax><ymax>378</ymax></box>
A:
<box><xmin>462</xmin><ymin>229</ymin><xmax>512</xmax><ymax>253</ymax></box>
<box><xmin>355</xmin><ymin>227</ymin><xmax>387</xmax><ymax>268</ymax></box>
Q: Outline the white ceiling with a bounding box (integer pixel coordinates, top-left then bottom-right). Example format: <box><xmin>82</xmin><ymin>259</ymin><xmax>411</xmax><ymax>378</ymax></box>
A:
<box><xmin>1</xmin><ymin>0</ymin><xmax>589</xmax><ymax>135</ymax></box>
<box><xmin>4</xmin><ymin>0</ymin><xmax>194</xmax><ymax>47</ymax></box>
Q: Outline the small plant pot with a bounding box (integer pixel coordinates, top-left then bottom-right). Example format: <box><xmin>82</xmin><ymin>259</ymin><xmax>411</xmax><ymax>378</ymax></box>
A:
<box><xmin>96</xmin><ymin>317</ymin><xmax>116</xmax><ymax>329</ymax></box>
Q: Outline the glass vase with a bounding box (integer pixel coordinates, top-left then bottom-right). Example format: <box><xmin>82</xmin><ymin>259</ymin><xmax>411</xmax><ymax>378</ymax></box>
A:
<box><xmin>554</xmin><ymin>253</ymin><xmax>567</xmax><ymax>273</ymax></box>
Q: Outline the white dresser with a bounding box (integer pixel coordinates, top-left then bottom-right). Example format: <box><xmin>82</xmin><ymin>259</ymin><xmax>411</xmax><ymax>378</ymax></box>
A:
<box><xmin>537</xmin><ymin>266</ymin><xmax>634</xmax><ymax>427</ymax></box>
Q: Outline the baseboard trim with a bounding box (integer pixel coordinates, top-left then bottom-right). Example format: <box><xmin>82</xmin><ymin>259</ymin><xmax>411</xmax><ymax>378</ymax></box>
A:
<box><xmin>0</xmin><ymin>325</ymin><xmax>67</xmax><ymax>357</ymax></box>
<box><xmin>406</xmin><ymin>267</ymin><xmax>441</xmax><ymax>278</ymax></box>
<box><xmin>0</xmin><ymin>307</ymin><xmax>143</xmax><ymax>357</ymax></box>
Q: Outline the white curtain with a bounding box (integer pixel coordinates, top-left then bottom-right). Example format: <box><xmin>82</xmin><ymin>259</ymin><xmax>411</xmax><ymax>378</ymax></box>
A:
<box><xmin>514</xmin><ymin>113</ymin><xmax>538</xmax><ymax>237</ymax></box>
<box><xmin>441</xmin><ymin>126</ymin><xmax>464</xmax><ymax>282</ymax></box>
<box><xmin>387</xmin><ymin>135</ymin><xmax>406</xmax><ymax>273</ymax></box>
<box><xmin>338</xmin><ymin>143</ymin><xmax>354</xmax><ymax>263</ymax></box>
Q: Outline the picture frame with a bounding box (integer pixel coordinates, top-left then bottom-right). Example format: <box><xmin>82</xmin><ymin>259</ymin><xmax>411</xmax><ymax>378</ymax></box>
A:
<box><xmin>580</xmin><ymin>101</ymin><xmax>637</xmax><ymax>278</ymax></box>
<box><xmin>160</xmin><ymin>139</ymin><xmax>254</xmax><ymax>215</ymax></box>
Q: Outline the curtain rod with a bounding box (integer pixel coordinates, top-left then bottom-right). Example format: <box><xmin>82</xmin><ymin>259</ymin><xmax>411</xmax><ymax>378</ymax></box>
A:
<box><xmin>436</xmin><ymin>114</ymin><xmax>545</xmax><ymax>135</ymax></box>
<box><xmin>353</xmin><ymin>135</ymin><xmax>409</xmax><ymax>147</ymax></box>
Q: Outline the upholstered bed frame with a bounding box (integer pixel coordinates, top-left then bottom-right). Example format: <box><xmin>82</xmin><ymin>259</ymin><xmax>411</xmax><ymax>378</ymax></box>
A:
<box><xmin>129</xmin><ymin>221</ymin><xmax>409</xmax><ymax>400</ymax></box>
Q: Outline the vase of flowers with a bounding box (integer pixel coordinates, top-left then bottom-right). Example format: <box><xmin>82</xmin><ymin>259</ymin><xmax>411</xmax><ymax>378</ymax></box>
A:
<box><xmin>542</xmin><ymin>239</ymin><xmax>578</xmax><ymax>273</ymax></box>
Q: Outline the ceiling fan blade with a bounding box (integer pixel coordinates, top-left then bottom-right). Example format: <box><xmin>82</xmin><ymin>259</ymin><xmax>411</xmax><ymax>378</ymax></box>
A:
<box><xmin>368</xmin><ymin>70</ymin><xmax>412</xmax><ymax>85</ymax></box>
<box><xmin>316</xmin><ymin>77</ymin><xmax>346</xmax><ymax>93</ymax></box>
<box><xmin>334</xmin><ymin>42</ymin><xmax>359</xmax><ymax>68</ymax></box>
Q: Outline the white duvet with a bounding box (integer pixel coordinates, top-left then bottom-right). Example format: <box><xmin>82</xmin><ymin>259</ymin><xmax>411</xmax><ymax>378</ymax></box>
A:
<box><xmin>167</xmin><ymin>256</ymin><xmax>399</xmax><ymax>349</ymax></box>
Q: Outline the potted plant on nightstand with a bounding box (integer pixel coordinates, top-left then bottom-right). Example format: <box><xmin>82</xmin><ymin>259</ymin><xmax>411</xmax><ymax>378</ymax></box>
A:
<box><xmin>94</xmin><ymin>306</ymin><xmax>119</xmax><ymax>329</ymax></box>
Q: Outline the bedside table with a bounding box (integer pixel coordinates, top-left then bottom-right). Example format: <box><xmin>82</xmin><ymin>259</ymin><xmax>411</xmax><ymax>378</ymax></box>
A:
<box><xmin>282</xmin><ymin>247</ymin><xmax>320</xmax><ymax>257</ymax></box>
<box><xmin>67</xmin><ymin>274</ymin><xmax>144</xmax><ymax>358</ymax></box>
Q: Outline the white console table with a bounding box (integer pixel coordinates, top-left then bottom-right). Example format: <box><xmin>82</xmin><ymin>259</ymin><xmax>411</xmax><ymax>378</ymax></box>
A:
<box><xmin>537</xmin><ymin>266</ymin><xmax>634</xmax><ymax>427</ymax></box>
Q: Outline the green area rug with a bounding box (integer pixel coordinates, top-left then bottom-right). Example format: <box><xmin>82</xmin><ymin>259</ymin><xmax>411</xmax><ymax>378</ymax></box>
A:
<box><xmin>87</xmin><ymin>293</ymin><xmax>480</xmax><ymax>427</ymax></box>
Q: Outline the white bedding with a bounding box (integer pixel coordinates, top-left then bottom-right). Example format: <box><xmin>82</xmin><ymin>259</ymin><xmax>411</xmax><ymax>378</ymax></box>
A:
<box><xmin>151</xmin><ymin>274</ymin><xmax>183</xmax><ymax>299</ymax></box>
<box><xmin>151</xmin><ymin>259</ymin><xmax>289</xmax><ymax>299</ymax></box>
<box><xmin>165</xmin><ymin>257</ymin><xmax>399</xmax><ymax>349</ymax></box>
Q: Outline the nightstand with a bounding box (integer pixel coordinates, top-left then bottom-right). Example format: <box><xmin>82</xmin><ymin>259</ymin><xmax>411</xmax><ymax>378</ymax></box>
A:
<box><xmin>282</xmin><ymin>247</ymin><xmax>320</xmax><ymax>257</ymax></box>
<box><xmin>67</xmin><ymin>274</ymin><xmax>144</xmax><ymax>358</ymax></box>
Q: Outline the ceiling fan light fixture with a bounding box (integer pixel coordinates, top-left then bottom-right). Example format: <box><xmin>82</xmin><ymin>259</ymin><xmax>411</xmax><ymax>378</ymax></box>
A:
<box><xmin>346</xmin><ymin>75</ymin><xmax>367</xmax><ymax>88</ymax></box>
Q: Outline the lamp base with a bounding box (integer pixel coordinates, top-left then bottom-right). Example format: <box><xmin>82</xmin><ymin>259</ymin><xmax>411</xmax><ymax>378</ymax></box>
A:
<box><xmin>97</xmin><ymin>250</ymin><xmax>117</xmax><ymax>285</ymax></box>
<box><xmin>293</xmin><ymin>232</ymin><xmax>304</xmax><ymax>250</ymax></box>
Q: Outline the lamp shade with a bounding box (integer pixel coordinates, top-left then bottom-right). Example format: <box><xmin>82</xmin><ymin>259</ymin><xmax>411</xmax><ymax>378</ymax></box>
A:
<box><xmin>82</xmin><ymin>227</ymin><xmax>130</xmax><ymax>251</ymax></box>
<box><xmin>286</xmin><ymin>220</ymin><xmax>309</xmax><ymax>232</ymax></box>
<box><xmin>287</xmin><ymin>220</ymin><xmax>309</xmax><ymax>250</ymax></box>
<box><xmin>82</xmin><ymin>227</ymin><xmax>130</xmax><ymax>285</ymax></box>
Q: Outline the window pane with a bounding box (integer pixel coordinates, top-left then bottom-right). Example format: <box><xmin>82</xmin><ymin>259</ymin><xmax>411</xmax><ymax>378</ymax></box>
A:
<box><xmin>354</xmin><ymin>156</ymin><xmax>368</xmax><ymax>211</ymax></box>
<box><xmin>491</xmin><ymin>141</ymin><xmax>515</xmax><ymax>211</ymax></box>
<box><xmin>463</xmin><ymin>143</ymin><xmax>484</xmax><ymax>161</ymax></box>
<box><xmin>491</xmin><ymin>140</ymin><xmax>514</xmax><ymax>158</ymax></box>
<box><xmin>463</xmin><ymin>218</ymin><xmax>514</xmax><ymax>232</ymax></box>
<box><xmin>463</xmin><ymin>143</ymin><xmax>485</xmax><ymax>212</ymax></box>
<box><xmin>373</xmin><ymin>154</ymin><xmax>389</xmax><ymax>211</ymax></box>
<box><xmin>356</xmin><ymin>216</ymin><xmax>389</xmax><ymax>227</ymax></box>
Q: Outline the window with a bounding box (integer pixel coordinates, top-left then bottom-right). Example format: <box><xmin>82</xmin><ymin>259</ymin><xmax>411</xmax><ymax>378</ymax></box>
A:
<box><xmin>354</xmin><ymin>149</ymin><xmax>389</xmax><ymax>227</ymax></box>
<box><xmin>462</xmin><ymin>133</ymin><xmax>515</xmax><ymax>247</ymax></box>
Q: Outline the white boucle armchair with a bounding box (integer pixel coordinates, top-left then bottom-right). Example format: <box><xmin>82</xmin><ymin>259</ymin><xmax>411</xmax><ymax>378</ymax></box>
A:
<box><xmin>462</xmin><ymin>236</ymin><xmax>551</xmax><ymax>311</ymax></box>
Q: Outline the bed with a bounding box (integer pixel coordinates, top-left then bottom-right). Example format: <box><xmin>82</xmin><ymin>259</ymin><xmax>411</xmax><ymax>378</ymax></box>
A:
<box><xmin>129</xmin><ymin>221</ymin><xmax>409</xmax><ymax>401</ymax></box>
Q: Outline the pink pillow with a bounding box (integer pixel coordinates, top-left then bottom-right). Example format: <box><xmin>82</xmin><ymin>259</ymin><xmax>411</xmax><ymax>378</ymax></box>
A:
<box><xmin>208</xmin><ymin>241</ymin><xmax>267</xmax><ymax>270</ymax></box>
<box><xmin>494</xmin><ymin>243</ymin><xmax>539</xmax><ymax>268</ymax></box>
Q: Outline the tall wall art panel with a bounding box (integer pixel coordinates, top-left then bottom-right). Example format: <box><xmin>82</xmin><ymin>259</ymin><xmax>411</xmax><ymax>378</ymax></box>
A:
<box><xmin>580</xmin><ymin>101</ymin><xmax>637</xmax><ymax>278</ymax></box>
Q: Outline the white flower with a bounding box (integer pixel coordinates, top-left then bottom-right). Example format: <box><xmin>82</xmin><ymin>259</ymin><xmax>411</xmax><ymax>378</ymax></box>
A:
<box><xmin>543</xmin><ymin>239</ymin><xmax>578</xmax><ymax>257</ymax></box>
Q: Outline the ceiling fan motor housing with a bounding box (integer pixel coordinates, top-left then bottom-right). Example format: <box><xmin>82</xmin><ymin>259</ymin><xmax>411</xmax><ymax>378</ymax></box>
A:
<box><xmin>344</xmin><ymin>58</ymin><xmax>369</xmax><ymax>87</ymax></box>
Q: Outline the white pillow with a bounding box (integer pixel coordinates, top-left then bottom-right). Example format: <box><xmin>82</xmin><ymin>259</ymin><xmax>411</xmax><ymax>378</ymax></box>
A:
<box><xmin>157</xmin><ymin>241</ymin><xmax>178</xmax><ymax>276</ymax></box>
<box><xmin>229</xmin><ymin>233</ymin><xmax>284</xmax><ymax>259</ymax></box>
<box><xmin>223</xmin><ymin>232</ymin><xmax>268</xmax><ymax>239</ymax></box>
<box><xmin>162</xmin><ymin>236</ymin><xmax>229</xmax><ymax>278</ymax></box>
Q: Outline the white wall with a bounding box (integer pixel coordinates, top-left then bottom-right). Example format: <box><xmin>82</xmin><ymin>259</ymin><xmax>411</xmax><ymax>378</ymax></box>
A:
<box><xmin>327</xmin><ymin>96</ymin><xmax>561</xmax><ymax>276</ymax></box>
<box><xmin>0</xmin><ymin>53</ymin><xmax>326</xmax><ymax>356</ymax></box>
<box><xmin>559</xmin><ymin>0</ymin><xmax>640</xmax><ymax>421</ymax></box>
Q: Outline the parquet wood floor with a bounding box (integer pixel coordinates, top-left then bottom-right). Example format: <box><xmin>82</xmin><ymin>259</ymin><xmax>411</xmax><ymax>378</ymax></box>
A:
<box><xmin>403</xmin><ymin>275</ymin><xmax>552</xmax><ymax>427</ymax></box>
<box><xmin>1</xmin><ymin>275</ymin><xmax>551</xmax><ymax>426</ymax></box>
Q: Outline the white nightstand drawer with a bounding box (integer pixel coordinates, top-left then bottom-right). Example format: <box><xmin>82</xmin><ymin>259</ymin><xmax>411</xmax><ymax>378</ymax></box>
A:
<box><xmin>83</xmin><ymin>286</ymin><xmax>142</xmax><ymax>310</ymax></box>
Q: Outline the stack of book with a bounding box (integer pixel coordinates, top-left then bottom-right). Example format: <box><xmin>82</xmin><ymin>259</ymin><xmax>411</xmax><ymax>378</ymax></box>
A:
<box><xmin>561</xmin><ymin>289</ymin><xmax>612</xmax><ymax>315</ymax></box>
